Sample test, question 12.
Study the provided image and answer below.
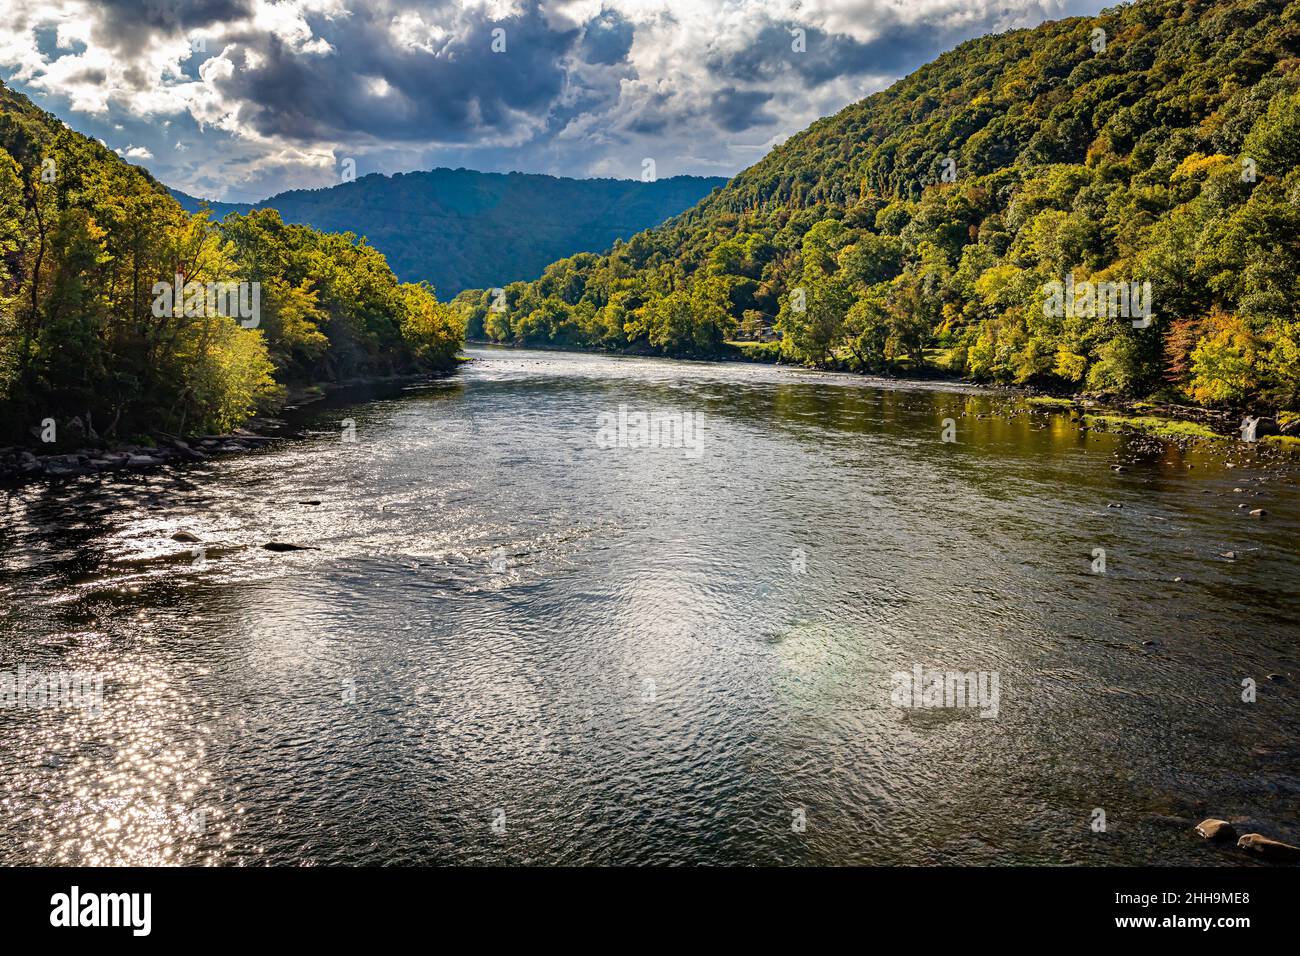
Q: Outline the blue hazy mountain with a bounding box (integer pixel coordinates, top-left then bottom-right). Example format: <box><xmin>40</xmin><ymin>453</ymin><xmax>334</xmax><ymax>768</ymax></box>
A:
<box><xmin>170</xmin><ymin>168</ymin><xmax>725</xmax><ymax>297</ymax></box>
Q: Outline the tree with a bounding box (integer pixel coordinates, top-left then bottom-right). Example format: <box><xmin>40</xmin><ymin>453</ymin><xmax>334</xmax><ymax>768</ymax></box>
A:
<box><xmin>400</xmin><ymin>283</ymin><xmax>462</xmax><ymax>368</ymax></box>
<box><xmin>1188</xmin><ymin>312</ymin><xmax>1261</xmax><ymax>405</ymax></box>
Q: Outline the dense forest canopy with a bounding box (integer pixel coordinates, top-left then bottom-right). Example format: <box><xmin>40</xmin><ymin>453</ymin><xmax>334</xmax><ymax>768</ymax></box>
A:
<box><xmin>171</xmin><ymin>169</ymin><xmax>726</xmax><ymax>299</ymax></box>
<box><xmin>457</xmin><ymin>0</ymin><xmax>1300</xmax><ymax>413</ymax></box>
<box><xmin>0</xmin><ymin>79</ymin><xmax>463</xmax><ymax>442</ymax></box>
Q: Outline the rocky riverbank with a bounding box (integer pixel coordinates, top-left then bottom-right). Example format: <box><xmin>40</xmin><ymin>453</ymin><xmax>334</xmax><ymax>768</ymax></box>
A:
<box><xmin>0</xmin><ymin>429</ymin><xmax>283</xmax><ymax>483</ymax></box>
<box><xmin>0</xmin><ymin>367</ymin><xmax>464</xmax><ymax>486</ymax></box>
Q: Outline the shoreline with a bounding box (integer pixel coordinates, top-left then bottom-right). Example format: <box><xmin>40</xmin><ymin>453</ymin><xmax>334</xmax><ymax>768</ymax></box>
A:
<box><xmin>7</xmin><ymin>348</ymin><xmax>1297</xmax><ymax>488</ymax></box>
<box><xmin>467</xmin><ymin>341</ymin><xmax>1299</xmax><ymax>447</ymax></box>
<box><xmin>0</xmin><ymin>365</ymin><xmax>462</xmax><ymax>487</ymax></box>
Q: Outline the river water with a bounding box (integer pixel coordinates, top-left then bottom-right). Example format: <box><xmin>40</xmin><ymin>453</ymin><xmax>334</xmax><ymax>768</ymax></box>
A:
<box><xmin>1</xmin><ymin>346</ymin><xmax>1297</xmax><ymax>865</ymax></box>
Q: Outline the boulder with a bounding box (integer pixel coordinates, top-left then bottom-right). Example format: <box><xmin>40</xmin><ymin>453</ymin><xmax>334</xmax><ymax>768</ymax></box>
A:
<box><xmin>171</xmin><ymin>531</ymin><xmax>202</xmax><ymax>543</ymax></box>
<box><xmin>162</xmin><ymin>437</ymin><xmax>205</xmax><ymax>460</ymax></box>
<box><xmin>45</xmin><ymin>463</ymin><xmax>85</xmax><ymax>478</ymax></box>
<box><xmin>1252</xmin><ymin>416</ymin><xmax>1281</xmax><ymax>437</ymax></box>
<box><xmin>1194</xmin><ymin>819</ymin><xmax>1237</xmax><ymax>842</ymax></box>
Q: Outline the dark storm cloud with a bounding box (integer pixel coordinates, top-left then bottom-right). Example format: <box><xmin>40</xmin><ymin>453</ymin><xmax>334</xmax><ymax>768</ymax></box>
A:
<box><xmin>89</xmin><ymin>0</ymin><xmax>255</xmax><ymax>56</ymax></box>
<box><xmin>706</xmin><ymin>18</ymin><xmax>989</xmax><ymax>87</ymax></box>
<box><xmin>623</xmin><ymin>88</ymin><xmax>676</xmax><ymax>135</ymax></box>
<box><xmin>580</xmin><ymin>9</ymin><xmax>635</xmax><ymax>66</ymax></box>
<box><xmin>212</xmin><ymin>4</ymin><xmax>580</xmax><ymax>145</ymax></box>
<box><xmin>64</xmin><ymin>67</ymin><xmax>108</xmax><ymax>86</ymax></box>
<box><xmin>709</xmin><ymin>87</ymin><xmax>775</xmax><ymax>132</ymax></box>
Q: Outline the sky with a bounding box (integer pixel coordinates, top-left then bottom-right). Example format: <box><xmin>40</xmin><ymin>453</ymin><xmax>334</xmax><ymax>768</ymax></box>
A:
<box><xmin>0</xmin><ymin>0</ymin><xmax>1111</xmax><ymax>203</ymax></box>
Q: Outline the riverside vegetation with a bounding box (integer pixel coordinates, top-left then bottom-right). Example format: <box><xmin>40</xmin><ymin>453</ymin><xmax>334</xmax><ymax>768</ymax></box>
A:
<box><xmin>455</xmin><ymin>0</ymin><xmax>1300</xmax><ymax>427</ymax></box>
<box><xmin>0</xmin><ymin>77</ymin><xmax>464</xmax><ymax>469</ymax></box>
<box><xmin>6</xmin><ymin>0</ymin><xmax>1300</xmax><ymax>475</ymax></box>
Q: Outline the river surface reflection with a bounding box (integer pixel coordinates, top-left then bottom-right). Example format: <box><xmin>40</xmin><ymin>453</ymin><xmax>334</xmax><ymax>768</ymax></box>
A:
<box><xmin>1</xmin><ymin>346</ymin><xmax>1297</xmax><ymax>864</ymax></box>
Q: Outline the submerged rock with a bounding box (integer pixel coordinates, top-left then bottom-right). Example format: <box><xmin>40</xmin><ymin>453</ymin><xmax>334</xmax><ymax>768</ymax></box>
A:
<box><xmin>263</xmin><ymin>542</ymin><xmax>320</xmax><ymax>552</ymax></box>
<box><xmin>1194</xmin><ymin>819</ymin><xmax>1237</xmax><ymax>842</ymax></box>
<box><xmin>1147</xmin><ymin>814</ymin><xmax>1195</xmax><ymax>829</ymax></box>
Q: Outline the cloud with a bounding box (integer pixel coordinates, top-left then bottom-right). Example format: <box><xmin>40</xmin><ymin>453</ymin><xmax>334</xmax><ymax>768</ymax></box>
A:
<box><xmin>710</xmin><ymin>87</ymin><xmax>776</xmax><ymax>133</ymax></box>
<box><xmin>579</xmin><ymin>8</ymin><xmax>634</xmax><ymax>66</ymax></box>
<box><xmin>0</xmin><ymin>0</ymin><xmax>1112</xmax><ymax>201</ymax></box>
<box><xmin>217</xmin><ymin>4</ymin><xmax>579</xmax><ymax>145</ymax></box>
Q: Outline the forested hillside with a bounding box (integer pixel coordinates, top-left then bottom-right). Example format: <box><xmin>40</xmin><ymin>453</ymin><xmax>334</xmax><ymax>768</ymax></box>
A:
<box><xmin>172</xmin><ymin>169</ymin><xmax>725</xmax><ymax>298</ymax></box>
<box><xmin>459</xmin><ymin>0</ymin><xmax>1300</xmax><ymax>413</ymax></box>
<box><xmin>0</xmin><ymin>79</ymin><xmax>462</xmax><ymax>443</ymax></box>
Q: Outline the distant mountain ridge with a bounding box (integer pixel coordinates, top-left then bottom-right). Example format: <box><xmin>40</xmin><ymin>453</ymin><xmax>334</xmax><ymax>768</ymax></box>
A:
<box><xmin>171</xmin><ymin>168</ymin><xmax>725</xmax><ymax>297</ymax></box>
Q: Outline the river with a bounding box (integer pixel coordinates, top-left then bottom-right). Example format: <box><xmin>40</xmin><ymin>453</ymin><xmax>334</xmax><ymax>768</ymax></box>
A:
<box><xmin>1</xmin><ymin>346</ymin><xmax>1297</xmax><ymax>865</ymax></box>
